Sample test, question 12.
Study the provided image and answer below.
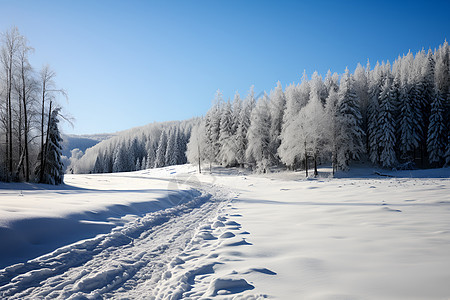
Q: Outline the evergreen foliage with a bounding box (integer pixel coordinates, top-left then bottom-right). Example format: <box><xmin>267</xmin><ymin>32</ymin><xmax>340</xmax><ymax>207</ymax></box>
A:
<box><xmin>187</xmin><ymin>41</ymin><xmax>450</xmax><ymax>174</ymax></box>
<box><xmin>34</xmin><ymin>109</ymin><xmax>64</xmax><ymax>184</ymax></box>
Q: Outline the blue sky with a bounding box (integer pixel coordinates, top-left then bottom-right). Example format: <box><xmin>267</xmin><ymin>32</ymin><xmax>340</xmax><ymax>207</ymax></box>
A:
<box><xmin>1</xmin><ymin>0</ymin><xmax>449</xmax><ymax>134</ymax></box>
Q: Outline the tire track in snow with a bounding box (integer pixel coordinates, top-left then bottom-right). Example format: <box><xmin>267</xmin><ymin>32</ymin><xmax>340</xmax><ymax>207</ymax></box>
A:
<box><xmin>0</xmin><ymin>188</ymin><xmax>225</xmax><ymax>299</ymax></box>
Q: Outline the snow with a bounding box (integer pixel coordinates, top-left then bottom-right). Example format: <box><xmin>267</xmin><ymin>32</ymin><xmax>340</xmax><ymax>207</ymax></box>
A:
<box><xmin>1</xmin><ymin>165</ymin><xmax>450</xmax><ymax>299</ymax></box>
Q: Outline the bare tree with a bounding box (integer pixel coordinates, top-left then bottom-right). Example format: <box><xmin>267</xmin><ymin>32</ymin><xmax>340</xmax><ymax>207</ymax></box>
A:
<box><xmin>38</xmin><ymin>65</ymin><xmax>66</xmax><ymax>182</ymax></box>
<box><xmin>0</xmin><ymin>27</ymin><xmax>21</xmax><ymax>177</ymax></box>
<box><xmin>15</xmin><ymin>36</ymin><xmax>35</xmax><ymax>181</ymax></box>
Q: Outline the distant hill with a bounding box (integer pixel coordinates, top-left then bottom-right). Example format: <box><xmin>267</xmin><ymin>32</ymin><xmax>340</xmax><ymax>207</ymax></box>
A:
<box><xmin>61</xmin><ymin>133</ymin><xmax>116</xmax><ymax>157</ymax></box>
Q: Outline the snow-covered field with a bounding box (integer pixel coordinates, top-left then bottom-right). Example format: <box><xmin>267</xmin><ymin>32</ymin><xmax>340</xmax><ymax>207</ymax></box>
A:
<box><xmin>0</xmin><ymin>165</ymin><xmax>449</xmax><ymax>299</ymax></box>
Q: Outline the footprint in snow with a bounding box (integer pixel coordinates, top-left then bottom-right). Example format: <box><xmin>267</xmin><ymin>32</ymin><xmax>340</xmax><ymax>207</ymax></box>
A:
<box><xmin>244</xmin><ymin>267</ymin><xmax>277</xmax><ymax>276</ymax></box>
<box><xmin>197</xmin><ymin>231</ymin><xmax>217</xmax><ymax>240</ymax></box>
<box><xmin>169</xmin><ymin>257</ymin><xmax>185</xmax><ymax>267</ymax></box>
<box><xmin>220</xmin><ymin>232</ymin><xmax>235</xmax><ymax>239</ymax></box>
<box><xmin>383</xmin><ymin>206</ymin><xmax>402</xmax><ymax>213</ymax></box>
<box><xmin>204</xmin><ymin>277</ymin><xmax>255</xmax><ymax>296</ymax></box>
<box><xmin>224</xmin><ymin>238</ymin><xmax>252</xmax><ymax>247</ymax></box>
<box><xmin>212</xmin><ymin>221</ymin><xmax>225</xmax><ymax>228</ymax></box>
<box><xmin>224</xmin><ymin>220</ymin><xmax>239</xmax><ymax>226</ymax></box>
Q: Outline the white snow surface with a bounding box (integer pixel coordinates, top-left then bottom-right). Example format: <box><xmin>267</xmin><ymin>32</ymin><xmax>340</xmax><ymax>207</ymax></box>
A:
<box><xmin>0</xmin><ymin>165</ymin><xmax>449</xmax><ymax>299</ymax></box>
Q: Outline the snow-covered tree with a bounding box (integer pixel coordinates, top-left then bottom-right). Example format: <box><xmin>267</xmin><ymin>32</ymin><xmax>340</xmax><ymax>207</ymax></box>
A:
<box><xmin>397</xmin><ymin>52</ymin><xmax>423</xmax><ymax>162</ymax></box>
<box><xmin>203</xmin><ymin>90</ymin><xmax>223</xmax><ymax>165</ymax></box>
<box><xmin>367</xmin><ymin>62</ymin><xmax>383</xmax><ymax>163</ymax></box>
<box><xmin>353</xmin><ymin>63</ymin><xmax>369</xmax><ymax>140</ymax></box>
<box><xmin>113</xmin><ymin>142</ymin><xmax>134</xmax><ymax>172</ymax></box>
<box><xmin>324</xmin><ymin>70</ymin><xmax>340</xmax><ymax>95</ymax></box>
<box><xmin>324</xmin><ymin>89</ymin><xmax>340</xmax><ymax>174</ymax></box>
<box><xmin>279</xmin><ymin>74</ymin><xmax>310</xmax><ymax>169</ymax></box>
<box><xmin>246</xmin><ymin>93</ymin><xmax>272</xmax><ymax>172</ymax></box>
<box><xmin>141</xmin><ymin>156</ymin><xmax>147</xmax><ymax>170</ymax></box>
<box><xmin>427</xmin><ymin>90</ymin><xmax>447</xmax><ymax>165</ymax></box>
<box><xmin>301</xmin><ymin>89</ymin><xmax>326</xmax><ymax>176</ymax></box>
<box><xmin>93</xmin><ymin>152</ymin><xmax>104</xmax><ymax>173</ymax></box>
<box><xmin>34</xmin><ymin>108</ymin><xmax>64</xmax><ymax>184</ymax></box>
<box><xmin>268</xmin><ymin>81</ymin><xmax>286</xmax><ymax>164</ymax></box>
<box><xmin>218</xmin><ymin>100</ymin><xmax>234</xmax><ymax>166</ymax></box>
<box><xmin>335</xmin><ymin>68</ymin><xmax>364</xmax><ymax>170</ymax></box>
<box><xmin>154</xmin><ymin>130</ymin><xmax>168</xmax><ymax>168</ymax></box>
<box><xmin>186</xmin><ymin>122</ymin><xmax>208</xmax><ymax>172</ymax></box>
<box><xmin>378</xmin><ymin>73</ymin><xmax>398</xmax><ymax>168</ymax></box>
<box><xmin>234</xmin><ymin>87</ymin><xmax>255</xmax><ymax>167</ymax></box>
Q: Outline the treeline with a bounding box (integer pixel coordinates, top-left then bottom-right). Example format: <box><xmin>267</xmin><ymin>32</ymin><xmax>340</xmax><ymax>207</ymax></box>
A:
<box><xmin>69</xmin><ymin>120</ymin><xmax>195</xmax><ymax>174</ymax></box>
<box><xmin>1</xmin><ymin>27</ymin><xmax>66</xmax><ymax>184</ymax></box>
<box><xmin>187</xmin><ymin>42</ymin><xmax>450</xmax><ymax>174</ymax></box>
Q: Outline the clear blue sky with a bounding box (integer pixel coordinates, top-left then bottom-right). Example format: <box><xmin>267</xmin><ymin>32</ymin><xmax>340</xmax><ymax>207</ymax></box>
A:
<box><xmin>1</xmin><ymin>0</ymin><xmax>449</xmax><ymax>134</ymax></box>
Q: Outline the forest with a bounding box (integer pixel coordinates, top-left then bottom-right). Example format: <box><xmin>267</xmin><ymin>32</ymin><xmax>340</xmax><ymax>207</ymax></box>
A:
<box><xmin>68</xmin><ymin>120</ymin><xmax>195</xmax><ymax>174</ymax></box>
<box><xmin>33</xmin><ymin>41</ymin><xmax>450</xmax><ymax>177</ymax></box>
<box><xmin>0</xmin><ymin>27</ymin><xmax>66</xmax><ymax>184</ymax></box>
<box><xmin>186</xmin><ymin>42</ymin><xmax>450</xmax><ymax>174</ymax></box>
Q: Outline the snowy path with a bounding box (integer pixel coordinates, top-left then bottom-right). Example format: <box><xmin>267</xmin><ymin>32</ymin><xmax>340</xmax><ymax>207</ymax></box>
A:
<box><xmin>0</xmin><ymin>190</ymin><xmax>223</xmax><ymax>299</ymax></box>
<box><xmin>0</xmin><ymin>170</ymin><xmax>264</xmax><ymax>299</ymax></box>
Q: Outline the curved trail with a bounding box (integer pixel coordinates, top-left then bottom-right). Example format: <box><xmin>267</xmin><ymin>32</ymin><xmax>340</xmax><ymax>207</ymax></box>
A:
<box><xmin>0</xmin><ymin>181</ymin><xmax>228</xmax><ymax>299</ymax></box>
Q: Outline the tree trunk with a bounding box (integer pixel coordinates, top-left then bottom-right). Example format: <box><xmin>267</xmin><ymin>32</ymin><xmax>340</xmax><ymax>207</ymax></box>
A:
<box><xmin>314</xmin><ymin>152</ymin><xmax>318</xmax><ymax>177</ymax></box>
<box><xmin>21</xmin><ymin>63</ymin><xmax>30</xmax><ymax>181</ymax></box>
<box><xmin>40</xmin><ymin>76</ymin><xmax>47</xmax><ymax>181</ymax></box>
<box><xmin>40</xmin><ymin>101</ymin><xmax>52</xmax><ymax>183</ymax></box>
<box><xmin>197</xmin><ymin>143</ymin><xmax>201</xmax><ymax>174</ymax></box>
<box><xmin>7</xmin><ymin>55</ymin><xmax>13</xmax><ymax>175</ymax></box>
<box><xmin>18</xmin><ymin>94</ymin><xmax>23</xmax><ymax>177</ymax></box>
<box><xmin>304</xmin><ymin>140</ymin><xmax>308</xmax><ymax>177</ymax></box>
<box><xmin>332</xmin><ymin>144</ymin><xmax>337</xmax><ymax>176</ymax></box>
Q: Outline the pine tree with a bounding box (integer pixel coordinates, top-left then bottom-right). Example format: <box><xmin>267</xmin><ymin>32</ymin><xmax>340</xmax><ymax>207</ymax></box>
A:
<box><xmin>34</xmin><ymin>108</ymin><xmax>64</xmax><ymax>184</ymax></box>
<box><xmin>324</xmin><ymin>70</ymin><xmax>340</xmax><ymax>95</ymax></box>
<box><xmin>324</xmin><ymin>89</ymin><xmax>340</xmax><ymax>174</ymax></box>
<box><xmin>246</xmin><ymin>93</ymin><xmax>272</xmax><ymax>172</ymax></box>
<box><xmin>336</xmin><ymin>68</ymin><xmax>364</xmax><ymax>170</ymax></box>
<box><xmin>353</xmin><ymin>63</ymin><xmax>369</xmax><ymax>139</ymax></box>
<box><xmin>231</xmin><ymin>92</ymin><xmax>242</xmax><ymax>136</ymax></box>
<box><xmin>223</xmin><ymin>92</ymin><xmax>242</xmax><ymax>166</ymax></box>
<box><xmin>268</xmin><ymin>81</ymin><xmax>286</xmax><ymax>165</ymax></box>
<box><xmin>445</xmin><ymin>137</ymin><xmax>450</xmax><ymax>167</ymax></box>
<box><xmin>434</xmin><ymin>41</ymin><xmax>450</xmax><ymax>167</ymax></box>
<box><xmin>141</xmin><ymin>156</ymin><xmax>147</xmax><ymax>170</ymax></box>
<box><xmin>165</xmin><ymin>128</ymin><xmax>179</xmax><ymax>166</ymax></box>
<box><xmin>218</xmin><ymin>101</ymin><xmax>234</xmax><ymax>166</ymax></box>
<box><xmin>154</xmin><ymin>130</ymin><xmax>168</xmax><ymax>168</ymax></box>
<box><xmin>367</xmin><ymin>62</ymin><xmax>383</xmax><ymax>163</ymax></box>
<box><xmin>203</xmin><ymin>91</ymin><xmax>223</xmax><ymax>167</ymax></box>
<box><xmin>398</xmin><ymin>52</ymin><xmax>422</xmax><ymax>162</ymax></box>
<box><xmin>93</xmin><ymin>152</ymin><xmax>104</xmax><ymax>173</ymax></box>
<box><xmin>113</xmin><ymin>143</ymin><xmax>133</xmax><ymax>172</ymax></box>
<box><xmin>146</xmin><ymin>139</ymin><xmax>156</xmax><ymax>169</ymax></box>
<box><xmin>378</xmin><ymin>73</ymin><xmax>398</xmax><ymax>168</ymax></box>
<box><xmin>234</xmin><ymin>87</ymin><xmax>255</xmax><ymax>167</ymax></box>
<box><xmin>427</xmin><ymin>90</ymin><xmax>446</xmax><ymax>165</ymax></box>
